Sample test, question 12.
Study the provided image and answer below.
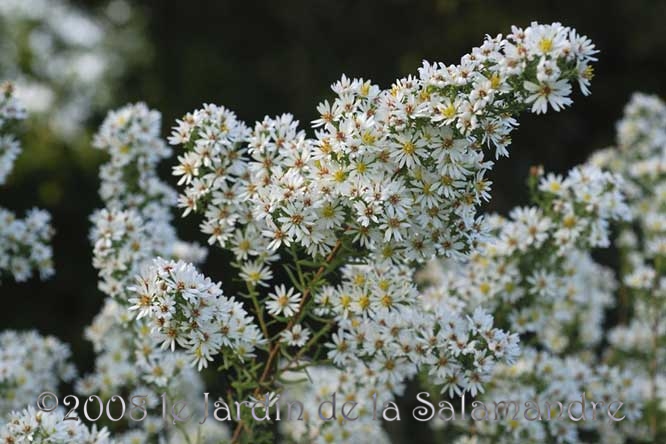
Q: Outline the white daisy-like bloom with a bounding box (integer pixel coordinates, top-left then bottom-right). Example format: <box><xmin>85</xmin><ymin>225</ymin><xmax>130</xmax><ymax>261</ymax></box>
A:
<box><xmin>239</xmin><ymin>260</ymin><xmax>274</xmax><ymax>287</ymax></box>
<box><xmin>280</xmin><ymin>324</ymin><xmax>311</xmax><ymax>347</ymax></box>
<box><xmin>524</xmin><ymin>78</ymin><xmax>573</xmax><ymax>114</ymax></box>
<box><xmin>266</xmin><ymin>284</ymin><xmax>302</xmax><ymax>318</ymax></box>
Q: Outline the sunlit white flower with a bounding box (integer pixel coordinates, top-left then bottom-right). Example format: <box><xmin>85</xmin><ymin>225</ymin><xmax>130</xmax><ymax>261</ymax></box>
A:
<box><xmin>266</xmin><ymin>284</ymin><xmax>302</xmax><ymax>318</ymax></box>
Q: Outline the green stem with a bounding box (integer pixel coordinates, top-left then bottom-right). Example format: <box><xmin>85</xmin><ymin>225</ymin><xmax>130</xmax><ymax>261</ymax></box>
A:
<box><xmin>247</xmin><ymin>283</ymin><xmax>270</xmax><ymax>340</ymax></box>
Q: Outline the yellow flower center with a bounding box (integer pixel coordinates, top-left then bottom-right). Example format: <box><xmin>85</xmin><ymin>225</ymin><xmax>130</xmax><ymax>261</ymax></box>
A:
<box><xmin>562</xmin><ymin>215</ymin><xmax>577</xmax><ymax>229</ymax></box>
<box><xmin>402</xmin><ymin>141</ymin><xmax>416</xmax><ymax>155</ymax></box>
<box><xmin>322</xmin><ymin>204</ymin><xmax>335</xmax><ymax>218</ymax></box>
<box><xmin>539</xmin><ymin>37</ymin><xmax>553</xmax><ymax>53</ymax></box>
<box><xmin>362</xmin><ymin>131</ymin><xmax>376</xmax><ymax>145</ymax></box>
<box><xmin>490</xmin><ymin>73</ymin><xmax>501</xmax><ymax>89</ymax></box>
<box><xmin>441</xmin><ymin>103</ymin><xmax>456</xmax><ymax>119</ymax></box>
<box><xmin>583</xmin><ymin>65</ymin><xmax>595</xmax><ymax>80</ymax></box>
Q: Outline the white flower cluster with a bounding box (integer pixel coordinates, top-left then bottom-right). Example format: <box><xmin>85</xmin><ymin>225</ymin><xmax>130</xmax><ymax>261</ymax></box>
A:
<box><xmin>71</xmin><ymin>22</ymin><xmax>598</xmax><ymax>444</ymax></box>
<box><xmin>78</xmin><ymin>297</ymin><xmax>229</xmax><ymax>443</ymax></box>
<box><xmin>79</xmin><ymin>104</ymin><xmax>226</xmax><ymax>441</ymax></box>
<box><xmin>92</xmin><ymin>102</ymin><xmax>176</xmax><ymax>209</ymax></box>
<box><xmin>1</xmin><ymin>406</ymin><xmax>112</xmax><ymax>444</ymax></box>
<box><xmin>0</xmin><ymin>82</ymin><xmax>54</xmax><ymax>283</ymax></box>
<box><xmin>319</xmin><ymin>263</ymin><xmax>519</xmax><ymax>399</ymax></box>
<box><xmin>0</xmin><ymin>81</ymin><xmax>25</xmax><ymax>184</ymax></box>
<box><xmin>417</xmin><ymin>162</ymin><xmax>638</xmax><ymax>443</ymax></box>
<box><xmin>90</xmin><ymin>204</ymin><xmax>206</xmax><ymax>298</ymax></box>
<box><xmin>0</xmin><ymin>330</ymin><xmax>76</xmax><ymax>422</ymax></box>
<box><xmin>0</xmin><ymin>0</ymin><xmax>148</xmax><ymax>140</ymax></box>
<box><xmin>78</xmin><ymin>297</ymin><xmax>204</xmax><ymax>393</ymax></box>
<box><xmin>0</xmin><ymin>207</ymin><xmax>54</xmax><ymax>282</ymax></box>
<box><xmin>420</xmin><ymin>164</ymin><xmax>628</xmax><ymax>351</ymax></box>
<box><xmin>590</xmin><ymin>93</ymin><xmax>666</xmax><ymax>261</ymax></box>
<box><xmin>279</xmin><ymin>366</ymin><xmax>391</xmax><ymax>444</ymax></box>
<box><xmin>589</xmin><ymin>93</ymin><xmax>666</xmax><ymax>441</ymax></box>
<box><xmin>129</xmin><ymin>257</ymin><xmax>264</xmax><ymax>370</ymax></box>
<box><xmin>424</xmin><ymin>250</ymin><xmax>616</xmax><ymax>354</ymax></box>
<box><xmin>170</xmin><ymin>22</ymin><xmax>596</xmax><ymax>264</ymax></box>
<box><xmin>90</xmin><ymin>103</ymin><xmax>206</xmax><ymax>297</ymax></box>
<box><xmin>451</xmin><ymin>349</ymin><xmax>643</xmax><ymax>444</ymax></box>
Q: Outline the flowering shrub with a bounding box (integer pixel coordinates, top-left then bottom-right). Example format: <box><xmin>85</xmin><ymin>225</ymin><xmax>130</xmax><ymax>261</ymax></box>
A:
<box><xmin>148</xmin><ymin>21</ymin><xmax>597</xmax><ymax>442</ymax></box>
<box><xmin>15</xmin><ymin>19</ymin><xmax>666</xmax><ymax>444</ymax></box>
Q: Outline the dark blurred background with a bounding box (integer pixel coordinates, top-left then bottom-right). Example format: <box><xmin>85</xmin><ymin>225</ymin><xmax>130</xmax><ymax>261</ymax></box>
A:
<box><xmin>1</xmin><ymin>0</ymin><xmax>665</xmax><ymax>437</ymax></box>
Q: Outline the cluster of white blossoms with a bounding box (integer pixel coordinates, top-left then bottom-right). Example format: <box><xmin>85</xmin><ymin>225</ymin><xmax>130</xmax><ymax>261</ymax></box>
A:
<box><xmin>0</xmin><ymin>81</ymin><xmax>54</xmax><ymax>283</ymax></box>
<box><xmin>446</xmin><ymin>349</ymin><xmax>643</xmax><ymax>444</ymax></box>
<box><xmin>92</xmin><ymin>102</ymin><xmax>176</xmax><ymax>210</ymax></box>
<box><xmin>0</xmin><ymin>406</ymin><xmax>112</xmax><ymax>444</ymax></box>
<box><xmin>591</xmin><ymin>93</ymin><xmax>666</xmax><ymax>260</ymax></box>
<box><xmin>419</xmin><ymin>164</ymin><xmax>628</xmax><ymax>352</ymax></box>
<box><xmin>114</xmin><ymin>22</ymin><xmax>600</xmax><ymax>443</ymax></box>
<box><xmin>81</xmin><ymin>327</ymin><xmax>229</xmax><ymax>438</ymax></box>
<box><xmin>77</xmin><ymin>104</ymin><xmax>230</xmax><ymax>442</ymax></box>
<box><xmin>0</xmin><ymin>330</ymin><xmax>76</xmax><ymax>421</ymax></box>
<box><xmin>0</xmin><ymin>83</ymin><xmax>68</xmax><ymax>440</ymax></box>
<box><xmin>0</xmin><ymin>81</ymin><xmax>25</xmax><ymax>184</ymax></box>
<box><xmin>279</xmin><ymin>366</ymin><xmax>391</xmax><ymax>444</ymax></box>
<box><xmin>589</xmin><ymin>93</ymin><xmax>666</xmax><ymax>441</ymax></box>
<box><xmin>0</xmin><ymin>0</ymin><xmax>148</xmax><ymax>140</ymax></box>
<box><xmin>318</xmin><ymin>263</ymin><xmax>519</xmax><ymax>399</ymax></box>
<box><xmin>90</xmin><ymin>103</ymin><xmax>206</xmax><ymax>297</ymax></box>
<box><xmin>77</xmin><ymin>297</ymin><xmax>231</xmax><ymax>443</ymax></box>
<box><xmin>423</xmin><ymin>249</ymin><xmax>616</xmax><ymax>353</ymax></box>
<box><xmin>0</xmin><ymin>207</ymin><xmax>54</xmax><ymax>282</ymax></box>
<box><xmin>0</xmin><ymin>21</ymin><xmax>604</xmax><ymax>444</ymax></box>
<box><xmin>170</xmin><ymin>22</ymin><xmax>597</xmax><ymax>264</ymax></box>
<box><xmin>129</xmin><ymin>257</ymin><xmax>264</xmax><ymax>370</ymax></box>
<box><xmin>413</xmin><ymin>159</ymin><xmax>641</xmax><ymax>443</ymax></box>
